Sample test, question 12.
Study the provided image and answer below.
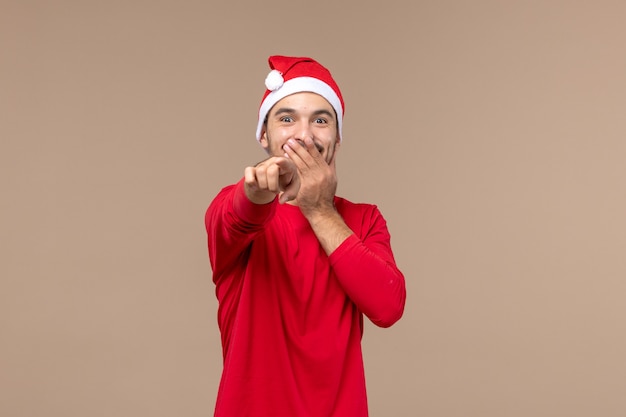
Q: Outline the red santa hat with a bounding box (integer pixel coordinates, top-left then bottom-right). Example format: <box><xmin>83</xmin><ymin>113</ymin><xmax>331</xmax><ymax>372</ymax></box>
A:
<box><xmin>256</xmin><ymin>55</ymin><xmax>345</xmax><ymax>142</ymax></box>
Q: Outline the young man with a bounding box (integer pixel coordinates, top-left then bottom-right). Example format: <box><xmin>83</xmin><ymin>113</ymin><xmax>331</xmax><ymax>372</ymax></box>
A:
<box><xmin>205</xmin><ymin>55</ymin><xmax>406</xmax><ymax>417</ymax></box>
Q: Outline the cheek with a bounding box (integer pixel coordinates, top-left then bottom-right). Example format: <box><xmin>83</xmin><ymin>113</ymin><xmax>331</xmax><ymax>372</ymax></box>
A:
<box><xmin>266</xmin><ymin>129</ymin><xmax>291</xmax><ymax>154</ymax></box>
<box><xmin>317</xmin><ymin>124</ymin><xmax>338</xmax><ymax>140</ymax></box>
<box><xmin>268</xmin><ymin>125</ymin><xmax>290</xmax><ymax>141</ymax></box>
<box><xmin>319</xmin><ymin>132</ymin><xmax>338</xmax><ymax>150</ymax></box>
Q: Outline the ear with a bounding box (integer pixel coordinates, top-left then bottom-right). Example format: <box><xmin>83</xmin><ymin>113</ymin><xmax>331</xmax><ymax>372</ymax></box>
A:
<box><xmin>333</xmin><ymin>138</ymin><xmax>341</xmax><ymax>156</ymax></box>
<box><xmin>259</xmin><ymin>129</ymin><xmax>269</xmax><ymax>150</ymax></box>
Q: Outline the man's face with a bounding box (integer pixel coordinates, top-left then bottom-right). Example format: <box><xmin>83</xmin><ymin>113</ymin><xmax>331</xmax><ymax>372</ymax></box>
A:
<box><xmin>260</xmin><ymin>92</ymin><xmax>340</xmax><ymax>164</ymax></box>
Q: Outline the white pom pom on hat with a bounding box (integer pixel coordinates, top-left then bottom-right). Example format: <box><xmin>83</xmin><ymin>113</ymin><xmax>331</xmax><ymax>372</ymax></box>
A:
<box><xmin>264</xmin><ymin>69</ymin><xmax>284</xmax><ymax>91</ymax></box>
<box><xmin>256</xmin><ymin>55</ymin><xmax>345</xmax><ymax>142</ymax></box>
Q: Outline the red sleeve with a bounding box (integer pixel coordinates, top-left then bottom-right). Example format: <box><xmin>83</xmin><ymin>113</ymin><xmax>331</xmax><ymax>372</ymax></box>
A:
<box><xmin>329</xmin><ymin>207</ymin><xmax>406</xmax><ymax>328</ymax></box>
<box><xmin>205</xmin><ymin>178</ymin><xmax>277</xmax><ymax>279</ymax></box>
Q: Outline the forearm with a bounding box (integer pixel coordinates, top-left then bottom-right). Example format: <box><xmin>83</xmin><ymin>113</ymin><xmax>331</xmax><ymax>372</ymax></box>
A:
<box><xmin>305</xmin><ymin>205</ymin><xmax>406</xmax><ymax>327</ymax></box>
<box><xmin>206</xmin><ymin>179</ymin><xmax>277</xmax><ymax>274</ymax></box>
<box><xmin>330</xmin><ymin>237</ymin><xmax>406</xmax><ymax>328</ymax></box>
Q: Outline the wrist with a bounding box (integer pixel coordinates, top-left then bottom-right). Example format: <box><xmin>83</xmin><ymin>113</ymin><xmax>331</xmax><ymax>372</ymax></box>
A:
<box><xmin>245</xmin><ymin>186</ymin><xmax>277</xmax><ymax>205</ymax></box>
<box><xmin>300</xmin><ymin>201</ymin><xmax>337</xmax><ymax>221</ymax></box>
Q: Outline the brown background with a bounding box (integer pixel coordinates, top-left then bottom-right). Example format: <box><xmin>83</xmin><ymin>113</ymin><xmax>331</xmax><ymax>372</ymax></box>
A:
<box><xmin>2</xmin><ymin>1</ymin><xmax>625</xmax><ymax>416</ymax></box>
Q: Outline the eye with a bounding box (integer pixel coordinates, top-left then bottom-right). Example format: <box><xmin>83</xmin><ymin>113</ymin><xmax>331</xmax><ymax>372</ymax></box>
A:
<box><xmin>280</xmin><ymin>116</ymin><xmax>294</xmax><ymax>123</ymax></box>
<box><xmin>314</xmin><ymin>117</ymin><xmax>327</xmax><ymax>124</ymax></box>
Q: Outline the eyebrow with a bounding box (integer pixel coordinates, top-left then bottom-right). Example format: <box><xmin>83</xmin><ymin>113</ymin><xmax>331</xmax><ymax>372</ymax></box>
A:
<box><xmin>311</xmin><ymin>109</ymin><xmax>336</xmax><ymax>120</ymax></box>
<box><xmin>272</xmin><ymin>107</ymin><xmax>296</xmax><ymax>115</ymax></box>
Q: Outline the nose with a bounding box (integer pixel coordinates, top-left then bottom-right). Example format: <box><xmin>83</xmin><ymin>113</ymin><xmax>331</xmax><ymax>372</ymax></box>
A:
<box><xmin>293</xmin><ymin>120</ymin><xmax>313</xmax><ymax>141</ymax></box>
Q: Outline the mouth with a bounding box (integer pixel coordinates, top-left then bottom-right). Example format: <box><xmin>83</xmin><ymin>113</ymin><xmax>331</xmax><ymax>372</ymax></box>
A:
<box><xmin>295</xmin><ymin>139</ymin><xmax>324</xmax><ymax>154</ymax></box>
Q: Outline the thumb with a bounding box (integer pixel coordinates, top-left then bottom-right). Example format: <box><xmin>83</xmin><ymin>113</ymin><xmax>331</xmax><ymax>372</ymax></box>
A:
<box><xmin>278</xmin><ymin>172</ymin><xmax>300</xmax><ymax>204</ymax></box>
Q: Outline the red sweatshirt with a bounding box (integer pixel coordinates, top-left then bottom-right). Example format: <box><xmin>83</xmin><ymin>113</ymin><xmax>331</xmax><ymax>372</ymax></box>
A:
<box><xmin>205</xmin><ymin>179</ymin><xmax>406</xmax><ymax>417</ymax></box>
